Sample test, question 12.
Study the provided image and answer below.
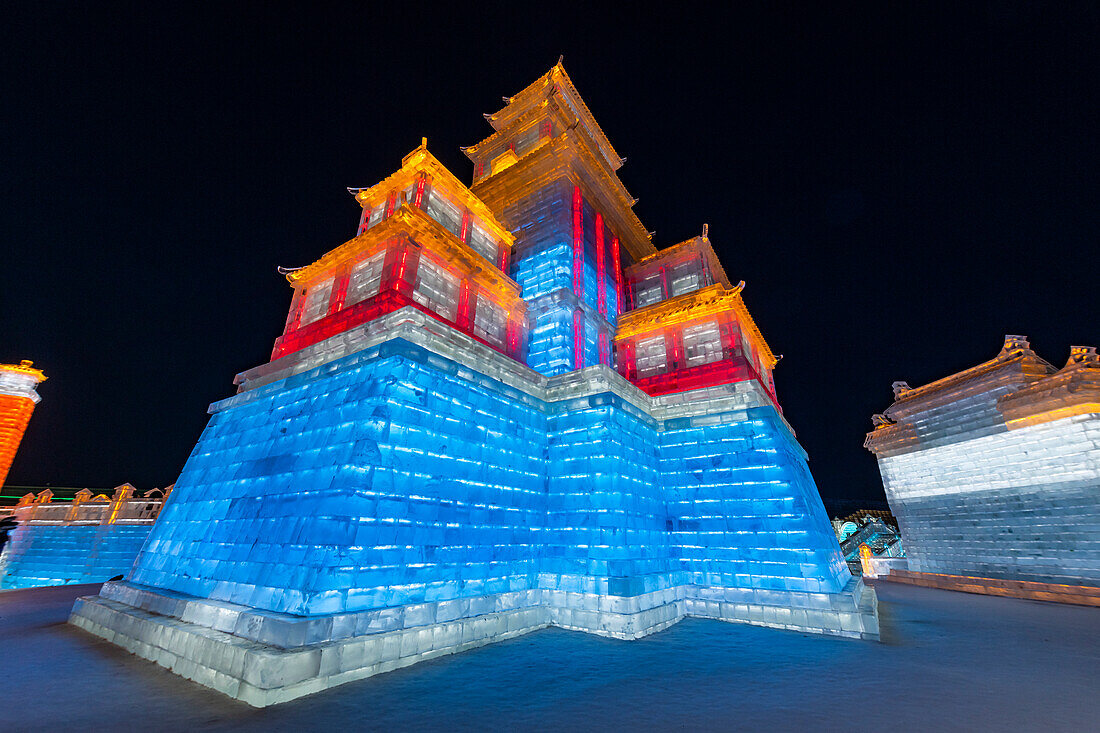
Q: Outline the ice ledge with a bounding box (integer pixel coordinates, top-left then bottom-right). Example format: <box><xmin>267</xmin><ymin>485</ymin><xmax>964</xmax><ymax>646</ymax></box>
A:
<box><xmin>219</xmin><ymin>311</ymin><xmax>797</xmax><ymax>437</ymax></box>
<box><xmin>69</xmin><ymin>578</ymin><xmax>877</xmax><ymax>707</ymax></box>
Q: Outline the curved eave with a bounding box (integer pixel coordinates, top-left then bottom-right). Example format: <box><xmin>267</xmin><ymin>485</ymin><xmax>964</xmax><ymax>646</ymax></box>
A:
<box><xmin>471</xmin><ymin>133</ymin><xmax>655</xmax><ymax>262</ymax></box>
<box><xmin>478</xmin><ymin>62</ymin><xmax>623</xmax><ymax>169</ymax></box>
<box><xmin>350</xmin><ymin>145</ymin><xmax>515</xmax><ymax>248</ymax></box>
<box><xmin>614</xmin><ymin>283</ymin><xmax>778</xmax><ymax>368</ymax></box>
<box><xmin>287</xmin><ymin>206</ymin><xmax>523</xmax><ymax>302</ymax></box>
<box><xmin>888</xmin><ymin>347</ymin><xmax>1055</xmax><ymax>408</ymax></box>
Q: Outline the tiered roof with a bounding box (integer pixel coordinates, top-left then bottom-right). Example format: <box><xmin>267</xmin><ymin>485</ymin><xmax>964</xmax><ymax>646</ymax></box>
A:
<box><xmin>615</xmin><ymin>282</ymin><xmax>778</xmax><ymax>369</ymax></box>
<box><xmin>465</xmin><ymin>62</ymin><xmax>656</xmax><ymax>262</ymax></box>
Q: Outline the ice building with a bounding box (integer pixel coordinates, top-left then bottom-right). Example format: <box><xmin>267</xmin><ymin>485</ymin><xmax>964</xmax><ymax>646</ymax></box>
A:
<box><xmin>70</xmin><ymin>63</ymin><xmax>877</xmax><ymax>707</ymax></box>
<box><xmin>0</xmin><ymin>485</ymin><xmax>168</xmax><ymax>589</ymax></box>
<box><xmin>0</xmin><ymin>360</ymin><xmax>46</xmax><ymax>489</ymax></box>
<box><xmin>866</xmin><ymin>335</ymin><xmax>1100</xmax><ymax>593</ymax></box>
<box><xmin>836</xmin><ymin>517</ymin><xmax>905</xmax><ymax>578</ymax></box>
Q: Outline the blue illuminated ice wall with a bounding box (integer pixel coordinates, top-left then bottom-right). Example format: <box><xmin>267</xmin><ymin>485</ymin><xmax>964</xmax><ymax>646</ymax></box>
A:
<box><xmin>126</xmin><ymin>335</ymin><xmax>849</xmax><ymax>617</ymax></box>
<box><xmin>1</xmin><ymin>523</ymin><xmax>153</xmax><ymax>590</ymax></box>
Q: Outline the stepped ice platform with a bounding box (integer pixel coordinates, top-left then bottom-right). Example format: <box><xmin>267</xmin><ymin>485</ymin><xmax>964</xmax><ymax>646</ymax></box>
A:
<box><xmin>71</xmin><ymin>310</ymin><xmax>876</xmax><ymax>706</ymax></box>
<box><xmin>71</xmin><ymin>63</ymin><xmax>875</xmax><ymax>706</ymax></box>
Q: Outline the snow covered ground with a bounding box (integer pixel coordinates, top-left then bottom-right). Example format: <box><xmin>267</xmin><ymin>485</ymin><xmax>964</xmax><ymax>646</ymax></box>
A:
<box><xmin>1</xmin><ymin>581</ymin><xmax>1097</xmax><ymax>731</ymax></box>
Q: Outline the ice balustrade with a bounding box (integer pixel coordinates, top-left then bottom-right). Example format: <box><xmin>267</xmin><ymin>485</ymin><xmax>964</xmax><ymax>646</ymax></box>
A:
<box><xmin>0</xmin><ymin>486</ymin><xmax>170</xmax><ymax>590</ymax></box>
<box><xmin>9</xmin><ymin>485</ymin><xmax>169</xmax><ymax>526</ymax></box>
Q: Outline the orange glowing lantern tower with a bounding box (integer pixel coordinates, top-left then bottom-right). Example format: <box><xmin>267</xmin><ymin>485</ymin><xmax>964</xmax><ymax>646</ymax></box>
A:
<box><xmin>0</xmin><ymin>360</ymin><xmax>46</xmax><ymax>488</ymax></box>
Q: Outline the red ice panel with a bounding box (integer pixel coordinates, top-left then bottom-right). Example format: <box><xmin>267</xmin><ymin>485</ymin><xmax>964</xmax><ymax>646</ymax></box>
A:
<box><xmin>572</xmin><ymin>185</ymin><xmax>584</xmax><ymax>300</ymax></box>
<box><xmin>596</xmin><ymin>213</ymin><xmax>607</xmax><ymax>316</ymax></box>
<box><xmin>272</xmin><ymin>287</ymin><xmax>522</xmax><ymax>364</ymax></box>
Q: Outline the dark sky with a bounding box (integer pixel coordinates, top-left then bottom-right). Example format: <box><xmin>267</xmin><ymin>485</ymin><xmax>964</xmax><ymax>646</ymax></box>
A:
<box><xmin>3</xmin><ymin>4</ymin><xmax>1097</xmax><ymax>511</ymax></box>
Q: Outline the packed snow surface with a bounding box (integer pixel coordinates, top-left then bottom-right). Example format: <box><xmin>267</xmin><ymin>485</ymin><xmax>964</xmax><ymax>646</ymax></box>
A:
<box><xmin>1</xmin><ymin>581</ymin><xmax>1097</xmax><ymax>731</ymax></box>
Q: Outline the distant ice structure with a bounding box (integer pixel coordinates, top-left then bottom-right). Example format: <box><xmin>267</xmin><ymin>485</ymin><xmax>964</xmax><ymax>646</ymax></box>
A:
<box><xmin>70</xmin><ymin>62</ymin><xmax>877</xmax><ymax>707</ymax></box>
<box><xmin>0</xmin><ymin>360</ymin><xmax>46</xmax><ymax>489</ymax></box>
<box><xmin>866</xmin><ymin>335</ymin><xmax>1100</xmax><ymax>586</ymax></box>
<box><xmin>832</xmin><ymin>512</ymin><xmax>906</xmax><ymax>578</ymax></box>
<box><xmin>0</xmin><ymin>485</ymin><xmax>169</xmax><ymax>588</ymax></box>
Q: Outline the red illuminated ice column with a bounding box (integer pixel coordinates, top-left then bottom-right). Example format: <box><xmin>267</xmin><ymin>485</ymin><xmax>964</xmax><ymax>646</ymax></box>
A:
<box><xmin>0</xmin><ymin>361</ymin><xmax>47</xmax><ymax>489</ymax></box>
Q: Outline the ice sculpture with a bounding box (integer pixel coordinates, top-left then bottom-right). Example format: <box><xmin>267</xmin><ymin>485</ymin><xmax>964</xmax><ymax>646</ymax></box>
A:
<box><xmin>0</xmin><ymin>360</ymin><xmax>46</xmax><ymax>489</ymax></box>
<box><xmin>70</xmin><ymin>63</ymin><xmax>876</xmax><ymax>706</ymax></box>
<box><xmin>866</xmin><ymin>335</ymin><xmax>1100</xmax><ymax>586</ymax></box>
<box><xmin>0</xmin><ymin>485</ymin><xmax>168</xmax><ymax>589</ymax></box>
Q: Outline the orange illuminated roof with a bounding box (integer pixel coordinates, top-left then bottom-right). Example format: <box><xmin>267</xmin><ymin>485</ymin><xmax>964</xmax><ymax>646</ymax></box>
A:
<box><xmin>615</xmin><ymin>283</ymin><xmax>778</xmax><ymax>369</ymax></box>
<box><xmin>350</xmin><ymin>141</ymin><xmax>515</xmax><ymax>248</ymax></box>
<box><xmin>0</xmin><ymin>360</ymin><xmax>46</xmax><ymax>382</ymax></box>
<box><xmin>471</xmin><ymin>61</ymin><xmax>622</xmax><ymax>172</ymax></box>
<box><xmin>287</xmin><ymin>205</ymin><xmax>523</xmax><ymax>305</ymax></box>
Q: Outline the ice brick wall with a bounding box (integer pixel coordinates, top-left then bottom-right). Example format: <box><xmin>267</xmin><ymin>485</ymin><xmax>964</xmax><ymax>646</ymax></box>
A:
<box><xmin>879</xmin><ymin>413</ymin><xmax>1100</xmax><ymax>584</ymax></box>
<box><xmin>129</xmin><ymin>340</ymin><xmax>547</xmax><ymax>616</ymax></box>
<box><xmin>126</xmin><ymin>333</ymin><xmax>849</xmax><ymax>618</ymax></box>
<box><xmin>0</xmin><ymin>523</ymin><xmax>152</xmax><ymax>589</ymax></box>
<box><xmin>542</xmin><ymin>393</ymin><xmax>673</xmax><ymax>597</ymax></box>
<box><xmin>663</xmin><ymin>407</ymin><xmax>850</xmax><ymax>594</ymax></box>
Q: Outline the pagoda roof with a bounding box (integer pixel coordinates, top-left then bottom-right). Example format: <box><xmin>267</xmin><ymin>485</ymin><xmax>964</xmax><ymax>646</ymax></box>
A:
<box><xmin>997</xmin><ymin>345</ymin><xmax>1099</xmax><ymax>428</ymax></box>
<box><xmin>348</xmin><ymin>141</ymin><xmax>515</xmax><ymax>249</ymax></box>
<box><xmin>285</xmin><ymin>204</ymin><xmax>522</xmax><ymax>303</ymax></box>
<box><xmin>884</xmin><ymin>335</ymin><xmax>1055</xmax><ymax>410</ymax></box>
<box><xmin>628</xmin><ymin>234</ymin><xmax>733</xmax><ymax>289</ymax></box>
<box><xmin>469</xmin><ymin>126</ymin><xmax>656</xmax><ymax>262</ymax></box>
<box><xmin>474</xmin><ymin>61</ymin><xmax>622</xmax><ymax>171</ymax></box>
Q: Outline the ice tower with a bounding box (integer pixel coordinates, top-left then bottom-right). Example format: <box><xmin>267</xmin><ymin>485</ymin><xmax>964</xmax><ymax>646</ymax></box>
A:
<box><xmin>71</xmin><ymin>63</ymin><xmax>877</xmax><ymax>707</ymax></box>
<box><xmin>0</xmin><ymin>360</ymin><xmax>46</xmax><ymax>488</ymax></box>
<box><xmin>463</xmin><ymin>65</ymin><xmax>653</xmax><ymax>374</ymax></box>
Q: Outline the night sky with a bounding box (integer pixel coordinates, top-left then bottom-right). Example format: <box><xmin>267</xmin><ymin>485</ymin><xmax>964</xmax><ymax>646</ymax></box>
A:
<box><xmin>3</xmin><ymin>4</ymin><xmax>1097</xmax><ymax>511</ymax></box>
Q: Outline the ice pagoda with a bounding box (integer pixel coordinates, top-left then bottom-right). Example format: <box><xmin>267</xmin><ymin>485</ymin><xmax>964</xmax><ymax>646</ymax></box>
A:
<box><xmin>70</xmin><ymin>63</ymin><xmax>877</xmax><ymax>706</ymax></box>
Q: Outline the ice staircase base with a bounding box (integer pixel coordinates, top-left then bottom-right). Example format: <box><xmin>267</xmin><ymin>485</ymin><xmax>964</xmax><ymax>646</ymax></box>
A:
<box><xmin>69</xmin><ymin>578</ymin><xmax>877</xmax><ymax>707</ymax></box>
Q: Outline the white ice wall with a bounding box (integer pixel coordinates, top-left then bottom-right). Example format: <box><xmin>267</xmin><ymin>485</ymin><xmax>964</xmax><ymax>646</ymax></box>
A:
<box><xmin>879</xmin><ymin>413</ymin><xmax>1100</xmax><ymax>501</ymax></box>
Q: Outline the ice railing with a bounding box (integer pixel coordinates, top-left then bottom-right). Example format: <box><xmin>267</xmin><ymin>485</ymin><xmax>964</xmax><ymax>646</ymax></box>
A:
<box><xmin>4</xmin><ymin>484</ymin><xmax>171</xmax><ymax>526</ymax></box>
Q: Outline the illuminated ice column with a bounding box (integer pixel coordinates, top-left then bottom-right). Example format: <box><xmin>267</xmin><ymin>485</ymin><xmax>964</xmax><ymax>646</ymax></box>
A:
<box><xmin>0</xmin><ymin>361</ymin><xmax>47</xmax><ymax>488</ymax></box>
